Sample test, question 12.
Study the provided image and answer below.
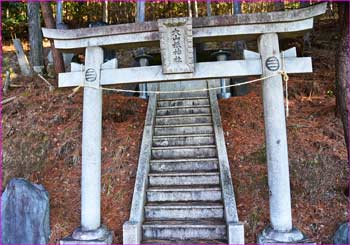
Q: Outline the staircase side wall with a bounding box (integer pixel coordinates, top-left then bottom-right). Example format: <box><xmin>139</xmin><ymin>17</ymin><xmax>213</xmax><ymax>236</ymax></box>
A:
<box><xmin>208</xmin><ymin>80</ymin><xmax>245</xmax><ymax>244</ymax></box>
<box><xmin>122</xmin><ymin>93</ymin><xmax>157</xmax><ymax>244</ymax></box>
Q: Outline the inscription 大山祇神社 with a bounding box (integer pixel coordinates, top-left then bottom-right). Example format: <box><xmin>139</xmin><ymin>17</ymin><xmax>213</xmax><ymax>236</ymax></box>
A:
<box><xmin>172</xmin><ymin>28</ymin><xmax>182</xmax><ymax>63</ymax></box>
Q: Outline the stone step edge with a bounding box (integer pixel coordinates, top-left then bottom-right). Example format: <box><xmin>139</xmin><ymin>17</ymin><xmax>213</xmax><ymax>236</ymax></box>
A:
<box><xmin>148</xmin><ymin>172</ymin><xmax>219</xmax><ymax>177</ymax></box>
<box><xmin>150</xmin><ymin>158</ymin><xmax>218</xmax><ymax>163</ymax></box>
<box><xmin>152</xmin><ymin>145</ymin><xmax>216</xmax><ymax>150</ymax></box>
<box><xmin>141</xmin><ymin>239</ymin><xmax>227</xmax><ymax>244</ymax></box>
<box><xmin>154</xmin><ymin>123</ymin><xmax>213</xmax><ymax>128</ymax></box>
<box><xmin>158</xmin><ymin>96</ymin><xmax>209</xmax><ymax>101</ymax></box>
<box><xmin>157</xmin><ymin>105</ymin><xmax>211</xmax><ymax>110</ymax></box>
<box><xmin>147</xmin><ymin>186</ymin><xmax>221</xmax><ymax>192</ymax></box>
<box><xmin>153</xmin><ymin>134</ymin><xmax>214</xmax><ymax>139</ymax></box>
<box><xmin>142</xmin><ymin>221</ymin><xmax>226</xmax><ymax>228</ymax></box>
<box><xmin>156</xmin><ymin>113</ymin><xmax>211</xmax><ymax>118</ymax></box>
<box><xmin>145</xmin><ymin>203</ymin><xmax>224</xmax><ymax>209</ymax></box>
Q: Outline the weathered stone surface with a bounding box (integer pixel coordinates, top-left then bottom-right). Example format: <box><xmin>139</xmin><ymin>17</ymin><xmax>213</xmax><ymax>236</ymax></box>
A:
<box><xmin>1</xmin><ymin>178</ymin><xmax>50</xmax><ymax>244</ymax></box>
<box><xmin>58</xmin><ymin>57</ymin><xmax>312</xmax><ymax>88</ymax></box>
<box><xmin>158</xmin><ymin>17</ymin><xmax>194</xmax><ymax>74</ymax></box>
<box><xmin>333</xmin><ymin>222</ymin><xmax>349</xmax><ymax>244</ymax></box>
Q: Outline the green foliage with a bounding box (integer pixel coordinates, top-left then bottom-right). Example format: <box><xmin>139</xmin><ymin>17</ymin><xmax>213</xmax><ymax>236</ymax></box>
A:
<box><xmin>326</xmin><ymin>89</ymin><xmax>334</xmax><ymax>97</ymax></box>
<box><xmin>2</xmin><ymin>2</ymin><xmax>28</xmax><ymax>40</ymax></box>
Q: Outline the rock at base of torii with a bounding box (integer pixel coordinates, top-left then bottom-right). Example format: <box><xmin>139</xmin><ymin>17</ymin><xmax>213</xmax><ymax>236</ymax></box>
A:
<box><xmin>1</xmin><ymin>178</ymin><xmax>50</xmax><ymax>244</ymax></box>
<box><xmin>333</xmin><ymin>222</ymin><xmax>349</xmax><ymax>244</ymax></box>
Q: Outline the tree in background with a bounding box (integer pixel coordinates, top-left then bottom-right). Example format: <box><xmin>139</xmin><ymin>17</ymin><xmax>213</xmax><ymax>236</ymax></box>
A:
<box><xmin>102</xmin><ymin>1</ymin><xmax>108</xmax><ymax>23</ymax></box>
<box><xmin>336</xmin><ymin>2</ymin><xmax>350</xmax><ymax>160</ymax></box>
<box><xmin>232</xmin><ymin>0</ymin><xmax>248</xmax><ymax>96</ymax></box>
<box><xmin>56</xmin><ymin>0</ymin><xmax>63</xmax><ymax>26</ymax></box>
<box><xmin>27</xmin><ymin>2</ymin><xmax>44</xmax><ymax>73</ymax></box>
<box><xmin>301</xmin><ymin>1</ymin><xmax>312</xmax><ymax>51</ymax></box>
<box><xmin>274</xmin><ymin>0</ymin><xmax>285</xmax><ymax>11</ymax></box>
<box><xmin>40</xmin><ymin>2</ymin><xmax>65</xmax><ymax>74</ymax></box>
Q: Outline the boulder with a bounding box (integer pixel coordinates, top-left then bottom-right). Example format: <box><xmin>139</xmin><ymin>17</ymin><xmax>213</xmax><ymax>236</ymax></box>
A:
<box><xmin>333</xmin><ymin>222</ymin><xmax>349</xmax><ymax>244</ymax></box>
<box><xmin>1</xmin><ymin>178</ymin><xmax>50</xmax><ymax>244</ymax></box>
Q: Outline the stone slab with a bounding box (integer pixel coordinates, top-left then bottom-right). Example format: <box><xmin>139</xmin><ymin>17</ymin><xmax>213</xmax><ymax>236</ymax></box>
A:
<box><xmin>333</xmin><ymin>222</ymin><xmax>349</xmax><ymax>244</ymax></box>
<box><xmin>1</xmin><ymin>178</ymin><xmax>50</xmax><ymax>244</ymax></box>
<box><xmin>158</xmin><ymin>17</ymin><xmax>194</xmax><ymax>74</ymax></box>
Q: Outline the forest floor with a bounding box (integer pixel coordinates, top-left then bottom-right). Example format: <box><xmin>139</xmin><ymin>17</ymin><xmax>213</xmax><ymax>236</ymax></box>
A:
<box><xmin>2</xmin><ymin>20</ymin><xmax>348</xmax><ymax>244</ymax></box>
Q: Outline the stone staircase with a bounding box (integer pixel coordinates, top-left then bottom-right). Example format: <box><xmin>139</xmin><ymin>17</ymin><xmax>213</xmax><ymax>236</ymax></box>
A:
<box><xmin>142</xmin><ymin>94</ymin><xmax>227</xmax><ymax>244</ymax></box>
<box><xmin>123</xmin><ymin>81</ymin><xmax>244</xmax><ymax>244</ymax></box>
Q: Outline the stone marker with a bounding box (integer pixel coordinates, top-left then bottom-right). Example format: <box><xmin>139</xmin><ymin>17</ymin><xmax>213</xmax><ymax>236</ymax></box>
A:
<box><xmin>13</xmin><ymin>39</ymin><xmax>32</xmax><ymax>76</ymax></box>
<box><xmin>1</xmin><ymin>178</ymin><xmax>50</xmax><ymax>244</ymax></box>
<box><xmin>333</xmin><ymin>222</ymin><xmax>349</xmax><ymax>244</ymax></box>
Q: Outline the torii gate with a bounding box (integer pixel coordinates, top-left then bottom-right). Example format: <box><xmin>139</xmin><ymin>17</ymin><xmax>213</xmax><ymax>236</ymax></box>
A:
<box><xmin>42</xmin><ymin>3</ymin><xmax>327</xmax><ymax>244</ymax></box>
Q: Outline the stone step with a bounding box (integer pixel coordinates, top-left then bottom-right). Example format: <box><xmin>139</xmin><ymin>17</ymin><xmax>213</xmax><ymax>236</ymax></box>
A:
<box><xmin>145</xmin><ymin>202</ymin><xmax>224</xmax><ymax>220</ymax></box>
<box><xmin>142</xmin><ymin>239</ymin><xmax>227</xmax><ymax>244</ymax></box>
<box><xmin>146</xmin><ymin>186</ymin><xmax>222</xmax><ymax>202</ymax></box>
<box><xmin>150</xmin><ymin>158</ymin><xmax>219</xmax><ymax>173</ymax></box>
<box><xmin>151</xmin><ymin>145</ymin><xmax>217</xmax><ymax>159</ymax></box>
<box><xmin>156</xmin><ymin>113</ymin><xmax>211</xmax><ymax>118</ymax></box>
<box><xmin>148</xmin><ymin>172</ymin><xmax>220</xmax><ymax>186</ymax></box>
<box><xmin>152</xmin><ymin>134</ymin><xmax>215</xmax><ymax>147</ymax></box>
<box><xmin>154</xmin><ymin>124</ymin><xmax>213</xmax><ymax>136</ymax></box>
<box><xmin>142</xmin><ymin>220</ymin><xmax>227</xmax><ymax>240</ymax></box>
<box><xmin>156</xmin><ymin>106</ymin><xmax>211</xmax><ymax>116</ymax></box>
<box><xmin>157</xmin><ymin>98</ymin><xmax>210</xmax><ymax>108</ymax></box>
<box><xmin>155</xmin><ymin>115</ymin><xmax>212</xmax><ymax>126</ymax></box>
<box><xmin>158</xmin><ymin>96</ymin><xmax>209</xmax><ymax>101</ymax></box>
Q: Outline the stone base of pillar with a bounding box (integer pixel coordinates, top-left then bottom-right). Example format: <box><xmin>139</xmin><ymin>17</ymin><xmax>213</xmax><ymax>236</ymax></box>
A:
<box><xmin>60</xmin><ymin>225</ymin><xmax>113</xmax><ymax>245</ymax></box>
<box><xmin>257</xmin><ymin>225</ymin><xmax>314</xmax><ymax>244</ymax></box>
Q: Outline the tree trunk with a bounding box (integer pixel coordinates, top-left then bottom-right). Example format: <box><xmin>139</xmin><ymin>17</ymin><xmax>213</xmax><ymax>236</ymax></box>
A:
<box><xmin>102</xmin><ymin>1</ymin><xmax>108</xmax><ymax>23</ymax></box>
<box><xmin>40</xmin><ymin>2</ymin><xmax>65</xmax><ymax>74</ymax></box>
<box><xmin>27</xmin><ymin>2</ymin><xmax>44</xmax><ymax>73</ymax></box>
<box><xmin>300</xmin><ymin>1</ymin><xmax>310</xmax><ymax>8</ymax></box>
<box><xmin>206</xmin><ymin>0</ymin><xmax>211</xmax><ymax>16</ymax></box>
<box><xmin>274</xmin><ymin>0</ymin><xmax>285</xmax><ymax>11</ymax></box>
<box><xmin>136</xmin><ymin>0</ymin><xmax>145</xmax><ymax>23</ymax></box>
<box><xmin>232</xmin><ymin>0</ymin><xmax>248</xmax><ymax>96</ymax></box>
<box><xmin>301</xmin><ymin>1</ymin><xmax>311</xmax><ymax>52</ymax></box>
<box><xmin>233</xmin><ymin>0</ymin><xmax>241</xmax><ymax>15</ymax></box>
<box><xmin>187</xmin><ymin>0</ymin><xmax>192</xmax><ymax>17</ymax></box>
<box><xmin>194</xmin><ymin>0</ymin><xmax>198</xmax><ymax>18</ymax></box>
<box><xmin>336</xmin><ymin>3</ymin><xmax>350</xmax><ymax>159</ymax></box>
<box><xmin>56</xmin><ymin>0</ymin><xmax>63</xmax><ymax>25</ymax></box>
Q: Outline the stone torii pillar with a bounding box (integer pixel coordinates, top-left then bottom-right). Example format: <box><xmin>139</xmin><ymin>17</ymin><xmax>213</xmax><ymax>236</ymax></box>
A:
<box><xmin>61</xmin><ymin>46</ymin><xmax>113</xmax><ymax>244</ymax></box>
<box><xmin>257</xmin><ymin>33</ymin><xmax>309</xmax><ymax>244</ymax></box>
